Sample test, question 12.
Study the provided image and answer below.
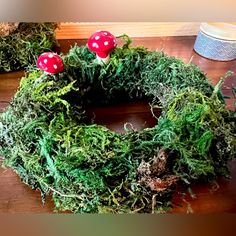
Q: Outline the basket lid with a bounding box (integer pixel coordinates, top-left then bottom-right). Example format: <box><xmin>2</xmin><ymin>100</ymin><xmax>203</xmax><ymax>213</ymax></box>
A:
<box><xmin>200</xmin><ymin>22</ymin><xmax>236</xmax><ymax>41</ymax></box>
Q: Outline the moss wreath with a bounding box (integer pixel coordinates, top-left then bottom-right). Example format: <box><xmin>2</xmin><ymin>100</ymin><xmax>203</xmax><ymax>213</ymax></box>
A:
<box><xmin>0</xmin><ymin>23</ymin><xmax>57</xmax><ymax>73</ymax></box>
<box><xmin>0</xmin><ymin>35</ymin><xmax>236</xmax><ymax>213</ymax></box>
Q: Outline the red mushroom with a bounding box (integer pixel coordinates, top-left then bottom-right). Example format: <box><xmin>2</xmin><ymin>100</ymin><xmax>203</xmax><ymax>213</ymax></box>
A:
<box><xmin>36</xmin><ymin>52</ymin><xmax>64</xmax><ymax>74</ymax></box>
<box><xmin>87</xmin><ymin>30</ymin><xmax>117</xmax><ymax>64</ymax></box>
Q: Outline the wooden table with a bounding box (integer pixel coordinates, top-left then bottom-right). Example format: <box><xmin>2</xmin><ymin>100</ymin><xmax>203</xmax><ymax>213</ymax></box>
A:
<box><xmin>0</xmin><ymin>36</ymin><xmax>236</xmax><ymax>213</ymax></box>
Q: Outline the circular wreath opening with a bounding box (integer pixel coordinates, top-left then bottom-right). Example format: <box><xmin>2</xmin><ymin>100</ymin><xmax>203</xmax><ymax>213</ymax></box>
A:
<box><xmin>0</xmin><ymin>35</ymin><xmax>235</xmax><ymax>213</ymax></box>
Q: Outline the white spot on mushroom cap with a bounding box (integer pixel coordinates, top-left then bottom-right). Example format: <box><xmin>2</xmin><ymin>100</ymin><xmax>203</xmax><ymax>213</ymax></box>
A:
<box><xmin>104</xmin><ymin>41</ymin><xmax>109</xmax><ymax>46</ymax></box>
<box><xmin>95</xmin><ymin>36</ymin><xmax>100</xmax><ymax>40</ymax></box>
<box><xmin>39</xmin><ymin>61</ymin><xmax>42</xmax><ymax>66</ymax></box>
<box><xmin>92</xmin><ymin>42</ymin><xmax>99</xmax><ymax>48</ymax></box>
<box><xmin>48</xmin><ymin>53</ymin><xmax>54</xmax><ymax>58</ymax></box>
<box><xmin>53</xmin><ymin>64</ymin><xmax>58</xmax><ymax>69</ymax></box>
<box><xmin>103</xmin><ymin>32</ymin><xmax>108</xmax><ymax>35</ymax></box>
<box><xmin>44</xmin><ymin>59</ymin><xmax>48</xmax><ymax>64</ymax></box>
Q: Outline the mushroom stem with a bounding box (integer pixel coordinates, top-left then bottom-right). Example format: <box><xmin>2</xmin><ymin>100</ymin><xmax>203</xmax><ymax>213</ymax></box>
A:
<box><xmin>96</xmin><ymin>55</ymin><xmax>110</xmax><ymax>65</ymax></box>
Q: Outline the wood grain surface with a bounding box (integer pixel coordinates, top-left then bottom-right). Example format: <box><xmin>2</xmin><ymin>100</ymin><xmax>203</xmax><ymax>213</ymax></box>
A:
<box><xmin>56</xmin><ymin>22</ymin><xmax>201</xmax><ymax>39</ymax></box>
<box><xmin>0</xmin><ymin>36</ymin><xmax>236</xmax><ymax>213</ymax></box>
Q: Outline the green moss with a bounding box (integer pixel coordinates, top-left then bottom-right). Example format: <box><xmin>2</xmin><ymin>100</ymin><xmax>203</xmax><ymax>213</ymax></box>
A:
<box><xmin>0</xmin><ymin>23</ymin><xmax>57</xmax><ymax>72</ymax></box>
<box><xmin>0</xmin><ymin>35</ymin><xmax>235</xmax><ymax>213</ymax></box>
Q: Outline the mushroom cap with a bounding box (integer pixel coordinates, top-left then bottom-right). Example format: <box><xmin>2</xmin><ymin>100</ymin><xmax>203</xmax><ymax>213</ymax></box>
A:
<box><xmin>87</xmin><ymin>30</ymin><xmax>117</xmax><ymax>58</ymax></box>
<box><xmin>36</xmin><ymin>52</ymin><xmax>64</xmax><ymax>74</ymax></box>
